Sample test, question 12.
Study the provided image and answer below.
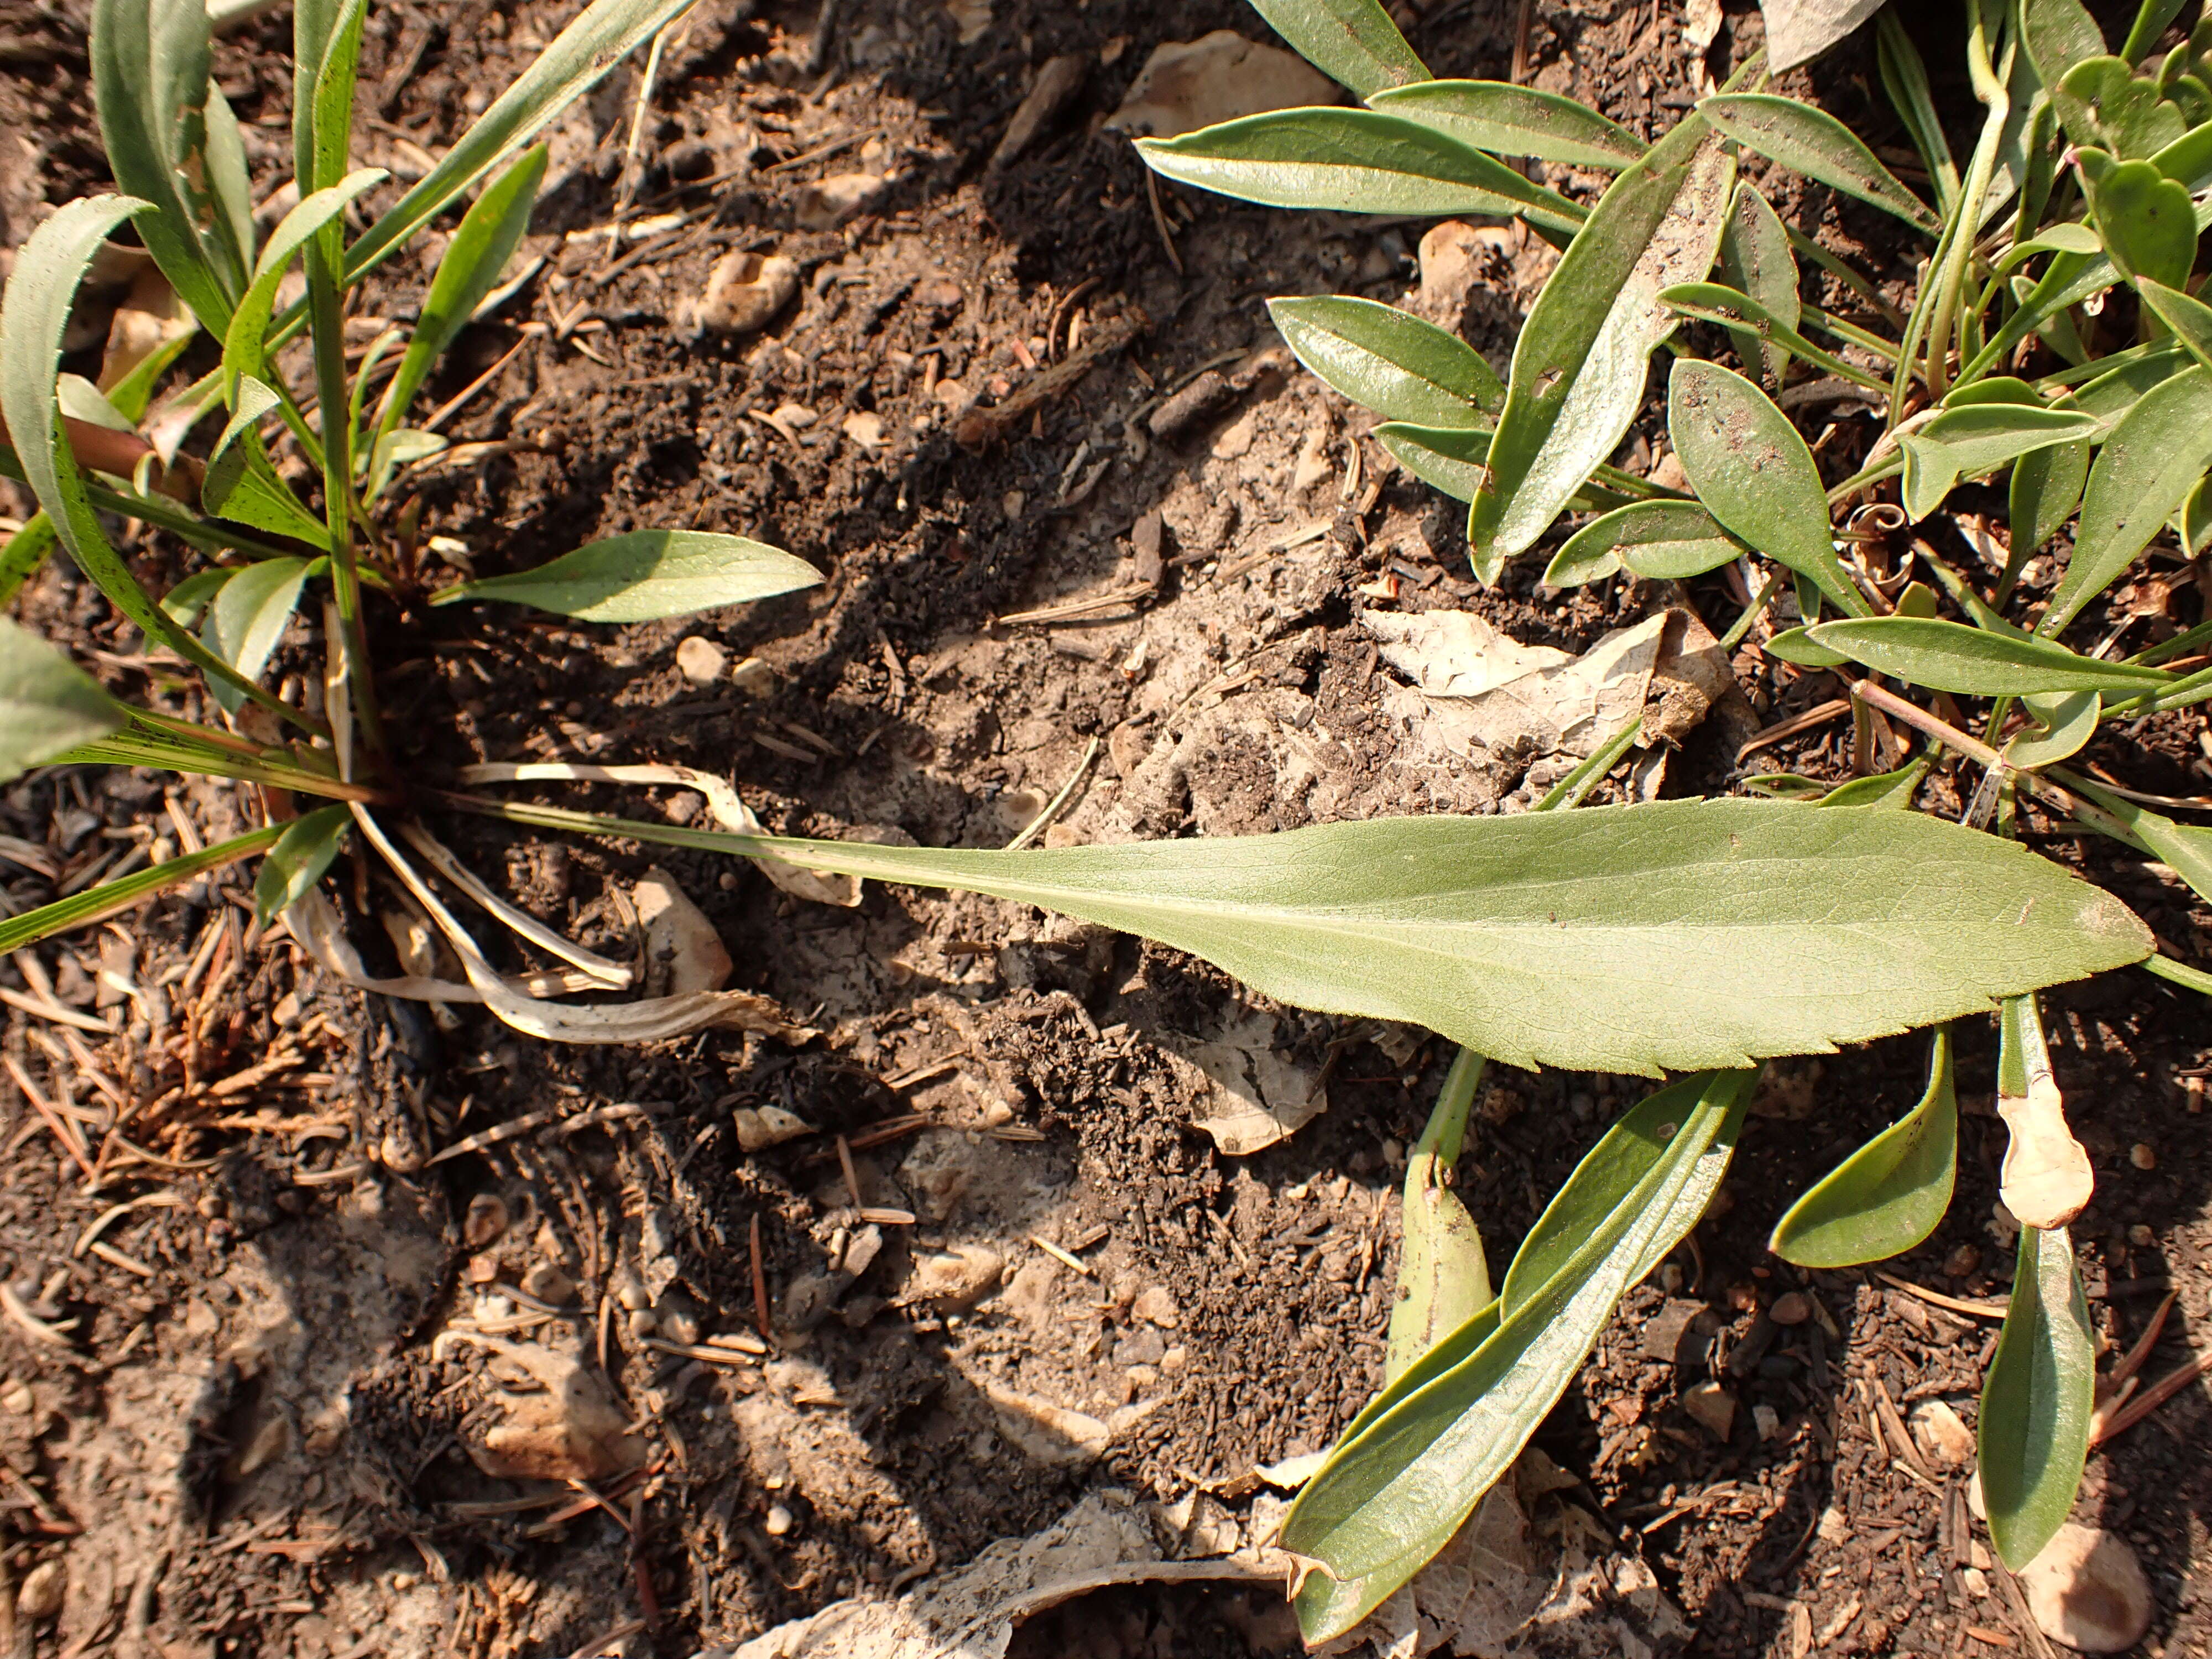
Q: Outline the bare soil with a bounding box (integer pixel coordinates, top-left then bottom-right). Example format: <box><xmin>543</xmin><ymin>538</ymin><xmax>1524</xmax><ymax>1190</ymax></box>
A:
<box><xmin>3</xmin><ymin>0</ymin><xmax>2211</xmax><ymax>1655</ymax></box>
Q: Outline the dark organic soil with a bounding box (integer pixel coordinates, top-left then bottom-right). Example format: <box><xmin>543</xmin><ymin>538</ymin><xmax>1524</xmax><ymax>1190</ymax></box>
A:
<box><xmin>3</xmin><ymin>0</ymin><xmax>2211</xmax><ymax>1655</ymax></box>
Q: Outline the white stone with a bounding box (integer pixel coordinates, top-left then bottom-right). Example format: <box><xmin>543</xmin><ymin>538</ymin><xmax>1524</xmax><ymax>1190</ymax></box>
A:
<box><xmin>2018</xmin><ymin>1525</ymin><xmax>2154</xmax><ymax>1654</ymax></box>
<box><xmin>676</xmin><ymin>636</ymin><xmax>727</xmax><ymax>686</ymax></box>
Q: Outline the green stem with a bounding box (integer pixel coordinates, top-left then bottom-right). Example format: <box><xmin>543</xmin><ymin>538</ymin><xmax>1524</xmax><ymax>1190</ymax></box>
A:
<box><xmin>1413</xmin><ymin>1048</ymin><xmax>1485</xmax><ymax>1166</ymax></box>
<box><xmin>2145</xmin><ymin>953</ymin><xmax>2212</xmax><ymax>994</ymax></box>
<box><xmin>1536</xmin><ymin>718</ymin><xmax>1644</xmax><ymax>812</ymax></box>
<box><xmin>1719</xmin><ymin>567</ymin><xmax>1787</xmax><ymax>653</ymax></box>
<box><xmin>305</xmin><ymin>238</ymin><xmax>385</xmax><ymax>763</ymax></box>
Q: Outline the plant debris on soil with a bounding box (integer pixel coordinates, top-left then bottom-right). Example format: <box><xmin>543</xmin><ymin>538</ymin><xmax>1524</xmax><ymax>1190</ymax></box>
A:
<box><xmin>3</xmin><ymin>0</ymin><xmax>2212</xmax><ymax>1655</ymax></box>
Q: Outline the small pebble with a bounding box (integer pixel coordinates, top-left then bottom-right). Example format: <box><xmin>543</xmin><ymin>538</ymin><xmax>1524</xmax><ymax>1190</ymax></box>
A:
<box><xmin>2019</xmin><ymin>1525</ymin><xmax>2154</xmax><ymax>1653</ymax></box>
<box><xmin>1132</xmin><ymin>1285</ymin><xmax>1179</xmax><ymax>1328</ymax></box>
<box><xmin>1944</xmin><ymin>1243</ymin><xmax>1981</xmax><ymax>1278</ymax></box>
<box><xmin>2130</xmin><ymin>1142</ymin><xmax>2157</xmax><ymax>1170</ymax></box>
<box><xmin>463</xmin><ymin>1192</ymin><xmax>509</xmax><ymax>1250</ymax></box>
<box><xmin>1682</xmin><ymin>1380</ymin><xmax>1736</xmax><ymax>1439</ymax></box>
<box><xmin>1768</xmin><ymin>1291</ymin><xmax>1811</xmax><ymax>1326</ymax></box>
<box><xmin>676</xmin><ymin>637</ymin><xmax>728</xmax><ymax>687</ymax></box>
<box><xmin>15</xmin><ymin>1560</ymin><xmax>63</xmax><ymax>1623</ymax></box>
<box><xmin>1752</xmin><ymin>1404</ymin><xmax>1780</xmax><ymax>1442</ymax></box>
<box><xmin>764</xmin><ymin>1504</ymin><xmax>795</xmax><ymax>1537</ymax></box>
<box><xmin>2128</xmin><ymin>1223</ymin><xmax>2155</xmax><ymax>1248</ymax></box>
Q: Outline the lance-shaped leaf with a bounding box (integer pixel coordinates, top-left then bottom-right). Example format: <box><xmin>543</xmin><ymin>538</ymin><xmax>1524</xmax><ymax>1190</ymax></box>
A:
<box><xmin>0</xmin><ymin>618</ymin><xmax>123</xmax><ymax>784</ymax></box>
<box><xmin>1897</xmin><ymin>401</ymin><xmax>2100</xmax><ymax>521</ymax></box>
<box><xmin>1375</xmin><ymin>422</ymin><xmax>1493</xmax><ymax>500</ymax></box>
<box><xmin>1285</xmin><ymin>1071</ymin><xmax>1752</xmax><ymax>1641</ymax></box>
<box><xmin>1770</xmin><ymin>1026</ymin><xmax>1955</xmax><ymax>1268</ymax></box>
<box><xmin>253</xmin><ymin>804</ymin><xmax>352</xmax><ymax>925</ymax></box>
<box><xmin>88</xmin><ymin>0</ymin><xmax>236</xmax><ymax>331</ymax></box>
<box><xmin>2133</xmin><ymin>275</ymin><xmax>2212</xmax><ymax>372</ymax></box>
<box><xmin>1981</xmin><ymin>1223</ymin><xmax>2095</xmax><ymax>1569</ymax></box>
<box><xmin>374</xmin><ymin>146</ymin><xmax>548</xmax><ymax>451</ymax></box>
<box><xmin>2022</xmin><ymin>0</ymin><xmax>2106</xmax><ymax>95</ymax></box>
<box><xmin>1719</xmin><ymin>183</ymin><xmax>1799</xmax><ymax>388</ymax></box>
<box><xmin>1135</xmin><ymin>108</ymin><xmax>1584</xmax><ymax>228</ymax></box>
<box><xmin>1700</xmin><ymin>93</ymin><xmax>1940</xmax><ymax>229</ymax></box>
<box><xmin>1248</xmin><ymin>0</ymin><xmax>1428</xmax><ymax>98</ymax></box>
<box><xmin>2044</xmin><ymin>364</ymin><xmax>2212</xmax><ymax>634</ymax></box>
<box><xmin>222</xmin><ymin>168</ymin><xmax>387</xmax><ymax>397</ymax></box>
<box><xmin>0</xmin><ymin>196</ymin><xmax>306</xmax><ymax>726</ymax></box>
<box><xmin>2070</xmin><ymin>776</ymin><xmax>2212</xmax><ymax>906</ymax></box>
<box><xmin>1545</xmin><ymin>499</ymin><xmax>1743</xmax><ymax>588</ymax></box>
<box><xmin>467</xmin><ymin>795</ymin><xmax>2156</xmax><ymax>1076</ymax></box>
<box><xmin>428</xmin><ymin>530</ymin><xmax>822</xmax><ymax>622</ymax></box>
<box><xmin>1366</xmin><ymin>80</ymin><xmax>1643</xmax><ymax>169</ymax></box>
<box><xmin>1806</xmin><ymin>617</ymin><xmax>2171</xmax><ymax>695</ymax></box>
<box><xmin>1658</xmin><ymin>281</ymin><xmax>1887</xmax><ymax>393</ymax></box>
<box><xmin>1268</xmin><ymin>295</ymin><xmax>1500</xmax><ymax>426</ymax></box>
<box><xmin>299</xmin><ymin>0</ymin><xmax>367</xmax><ymax>197</ymax></box>
<box><xmin>1387</xmin><ymin>1049</ymin><xmax>1493</xmax><ymax>1381</ymax></box>
<box><xmin>202</xmin><ymin>439</ymin><xmax>332</xmax><ymax>551</ymax></box>
<box><xmin>345</xmin><ymin>0</ymin><xmax>697</xmax><ymax>285</ymax></box>
<box><xmin>1668</xmin><ymin>360</ymin><xmax>1869</xmax><ymax>618</ymax></box>
<box><xmin>0</xmin><ymin>822</ymin><xmax>286</xmax><ymax>953</ymax></box>
<box><xmin>202</xmin><ymin>556</ymin><xmax>312</xmax><ymax>714</ymax></box>
<box><xmin>1468</xmin><ymin>116</ymin><xmax>1732</xmax><ymax>571</ymax></box>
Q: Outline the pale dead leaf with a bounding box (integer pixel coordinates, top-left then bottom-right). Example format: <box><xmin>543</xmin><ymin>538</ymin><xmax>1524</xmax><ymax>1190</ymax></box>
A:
<box><xmin>1757</xmin><ymin>0</ymin><xmax>1887</xmax><ymax>71</ymax></box>
<box><xmin>1166</xmin><ymin>1013</ymin><xmax>1327</xmax><ymax>1154</ymax></box>
<box><xmin>1998</xmin><ymin>1042</ymin><xmax>2093</xmax><ymax>1229</ymax></box>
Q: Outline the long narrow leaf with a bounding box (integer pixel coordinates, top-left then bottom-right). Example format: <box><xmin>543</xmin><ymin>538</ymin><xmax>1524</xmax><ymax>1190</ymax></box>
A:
<box><xmin>1248</xmin><ymin>0</ymin><xmax>1428</xmax><ymax>97</ymax></box>
<box><xmin>253</xmin><ymin>805</ymin><xmax>352</xmax><ymax>924</ymax></box>
<box><xmin>2043</xmin><ymin>364</ymin><xmax>2212</xmax><ymax>633</ymax></box>
<box><xmin>1808</xmin><ymin>617</ymin><xmax>2169</xmax><ymax>695</ymax></box>
<box><xmin>1700</xmin><ymin>93</ymin><xmax>1940</xmax><ymax>229</ymax></box>
<box><xmin>0</xmin><ymin>823</ymin><xmax>284</xmax><ymax>954</ymax></box>
<box><xmin>1980</xmin><ymin>1224</ymin><xmax>2094</xmax><ymax>1568</ymax></box>
<box><xmin>1366</xmin><ymin>80</ymin><xmax>1642</xmax><ymax>168</ymax></box>
<box><xmin>1668</xmin><ymin>360</ymin><xmax>1869</xmax><ymax>617</ymax></box>
<box><xmin>222</xmin><ymin>169</ymin><xmax>388</xmax><ymax>397</ymax></box>
<box><xmin>1719</xmin><ymin>183</ymin><xmax>1800</xmax><ymax>388</ymax></box>
<box><xmin>1468</xmin><ymin>113</ymin><xmax>1732</xmax><ymax>573</ymax></box>
<box><xmin>346</xmin><ymin>0</ymin><xmax>698</xmax><ymax>285</ymax></box>
<box><xmin>1269</xmin><ymin>295</ymin><xmax>1500</xmax><ymax>425</ymax></box>
<box><xmin>451</xmin><ymin>793</ymin><xmax>2156</xmax><ymax>1076</ymax></box>
<box><xmin>1135</xmin><ymin>108</ymin><xmax>1585</xmax><ymax>229</ymax></box>
<box><xmin>1285</xmin><ymin>1072</ymin><xmax>1752</xmax><ymax>1640</ymax></box>
<box><xmin>427</xmin><ymin>531</ymin><xmax>821</xmax><ymax>622</ymax></box>
<box><xmin>0</xmin><ymin>197</ymin><xmax>310</xmax><ymax>729</ymax></box>
<box><xmin>374</xmin><ymin>146</ymin><xmax>549</xmax><ymax>451</ymax></box>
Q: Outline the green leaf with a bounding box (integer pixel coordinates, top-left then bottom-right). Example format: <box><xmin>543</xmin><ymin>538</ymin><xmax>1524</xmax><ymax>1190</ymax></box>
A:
<box><xmin>1897</xmin><ymin>403</ymin><xmax>2102</xmax><ymax>521</ymax></box>
<box><xmin>0</xmin><ymin>618</ymin><xmax>124</xmax><ymax>784</ymax></box>
<box><xmin>0</xmin><ymin>515</ymin><xmax>59</xmax><ymax>608</ymax></box>
<box><xmin>1699</xmin><ymin>93</ymin><xmax>1940</xmax><ymax>230</ymax></box>
<box><xmin>1981</xmin><ymin>1223</ymin><xmax>2095</xmax><ymax>1569</ymax></box>
<box><xmin>57</xmin><ymin>712</ymin><xmax>362</xmax><ymax>798</ymax></box>
<box><xmin>202</xmin><ymin>436</ymin><xmax>332</xmax><ymax>551</ymax></box>
<box><xmin>88</xmin><ymin>0</ymin><xmax>237</xmax><ymax>331</ymax></box>
<box><xmin>2124</xmin><ymin>0</ymin><xmax>2192</xmax><ymax>64</ymax></box>
<box><xmin>474</xmin><ymin>795</ymin><xmax>2157</xmax><ymax>1076</ymax></box>
<box><xmin>221</xmin><ymin>168</ymin><xmax>387</xmax><ymax>398</ymax></box>
<box><xmin>2006</xmin><ymin>690</ymin><xmax>2102</xmax><ymax>768</ymax></box>
<box><xmin>2044</xmin><ymin>364</ymin><xmax>2212</xmax><ymax>633</ymax></box>
<box><xmin>2076</xmin><ymin>150</ymin><xmax>2196</xmax><ymax>288</ymax></box>
<box><xmin>1366</xmin><ymin>80</ymin><xmax>1643</xmax><ymax>169</ymax></box>
<box><xmin>158</xmin><ymin>566</ymin><xmax>234</xmax><ymax>628</ymax></box>
<box><xmin>2151</xmin><ymin>117</ymin><xmax>2212</xmax><ymax>187</ymax></box>
<box><xmin>1806</xmin><ymin>617</ymin><xmax>2171</xmax><ymax>695</ymax></box>
<box><xmin>1762</xmin><ymin>625</ymin><xmax>1852</xmax><ymax>668</ymax></box>
<box><xmin>2069</xmin><ymin>778</ymin><xmax>2212</xmax><ymax>906</ymax></box>
<box><xmin>203</xmin><ymin>83</ymin><xmax>257</xmax><ymax>280</ymax></box>
<box><xmin>0</xmin><ymin>822</ymin><xmax>286</xmax><ymax>953</ymax></box>
<box><xmin>427</xmin><ymin>530</ymin><xmax>822</xmax><ymax>622</ymax></box>
<box><xmin>1658</xmin><ymin>281</ymin><xmax>1890</xmax><ymax>393</ymax></box>
<box><xmin>345</xmin><ymin>0</ymin><xmax>697</xmax><ymax>286</ymax></box>
<box><xmin>253</xmin><ymin>804</ymin><xmax>351</xmax><ymax>925</ymax></box>
<box><xmin>1770</xmin><ymin>1026</ymin><xmax>1957</xmax><ymax>1268</ymax></box>
<box><xmin>212</xmin><ymin>375</ymin><xmax>283</xmax><ymax>461</ymax></box>
<box><xmin>1877</xmin><ymin>14</ymin><xmax>1960</xmax><ymax>215</ymax></box>
<box><xmin>374</xmin><ymin>146</ymin><xmax>548</xmax><ymax>452</ymax></box>
<box><xmin>303</xmin><ymin>0</ymin><xmax>368</xmax><ymax>196</ymax></box>
<box><xmin>1815</xmin><ymin>755</ymin><xmax>1931</xmax><ymax>807</ymax></box>
<box><xmin>1134</xmin><ymin>108</ymin><xmax>1584</xmax><ymax>228</ymax></box>
<box><xmin>1284</xmin><ymin>1071</ymin><xmax>1752</xmax><ymax>1641</ymax></box>
<box><xmin>2054</xmin><ymin>58</ymin><xmax>2189</xmax><ymax>156</ymax></box>
<box><xmin>1268</xmin><ymin>295</ymin><xmax>1500</xmax><ymax>426</ymax></box>
<box><xmin>1375</xmin><ymin>421</ymin><xmax>1492</xmax><ymax>501</ymax></box>
<box><xmin>2011</xmin><ymin>438</ymin><xmax>2090</xmax><ymax>555</ymax></box>
<box><xmin>2022</xmin><ymin>0</ymin><xmax>2107</xmax><ymax>95</ymax></box>
<box><xmin>201</xmin><ymin>556</ymin><xmax>311</xmax><ymax>714</ymax></box>
<box><xmin>1719</xmin><ymin>184</ymin><xmax>1799</xmax><ymax>388</ymax></box>
<box><xmin>1549</xmin><ymin>499</ymin><xmax>1744</xmax><ymax>588</ymax></box>
<box><xmin>0</xmin><ymin>196</ymin><xmax>305</xmax><ymax>726</ymax></box>
<box><xmin>2133</xmin><ymin>276</ymin><xmax>2212</xmax><ymax>372</ymax></box>
<box><xmin>1667</xmin><ymin>360</ymin><xmax>1869</xmax><ymax>618</ymax></box>
<box><xmin>1248</xmin><ymin>0</ymin><xmax>1428</xmax><ymax>98</ymax></box>
<box><xmin>1387</xmin><ymin>1049</ymin><xmax>1493</xmax><ymax>1382</ymax></box>
<box><xmin>1469</xmin><ymin>114</ymin><xmax>1734</xmax><ymax>570</ymax></box>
